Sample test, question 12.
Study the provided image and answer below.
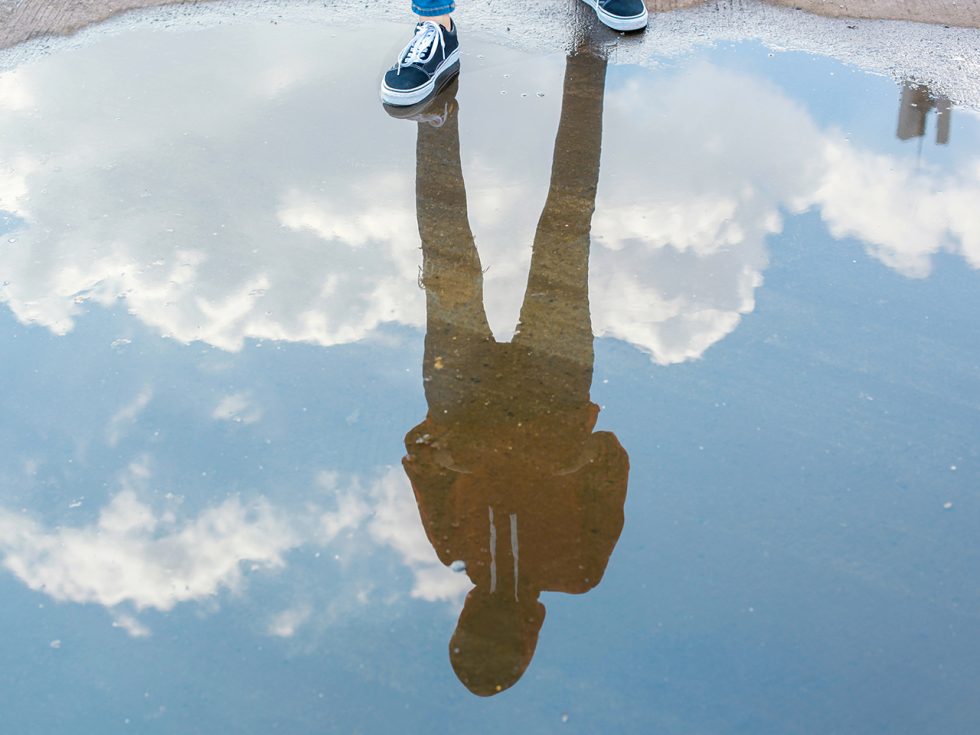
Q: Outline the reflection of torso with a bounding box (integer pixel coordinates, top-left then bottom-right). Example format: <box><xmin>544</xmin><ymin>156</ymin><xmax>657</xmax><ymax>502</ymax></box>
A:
<box><xmin>441</xmin><ymin>463</ymin><xmax>624</xmax><ymax>597</ymax></box>
<box><xmin>406</xmin><ymin>337</ymin><xmax>629</xmax><ymax>598</ymax></box>
<box><xmin>425</xmin><ymin>339</ymin><xmax>594</xmax><ymax>429</ymax></box>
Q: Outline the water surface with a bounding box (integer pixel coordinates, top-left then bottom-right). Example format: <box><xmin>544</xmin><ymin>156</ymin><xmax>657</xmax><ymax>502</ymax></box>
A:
<box><xmin>1</xmin><ymin>18</ymin><xmax>979</xmax><ymax>735</ymax></box>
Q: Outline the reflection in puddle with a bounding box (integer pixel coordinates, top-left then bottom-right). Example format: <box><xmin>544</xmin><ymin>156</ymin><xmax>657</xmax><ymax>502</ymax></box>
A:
<box><xmin>0</xmin><ymin>16</ymin><xmax>980</xmax><ymax>734</ymax></box>
<box><xmin>897</xmin><ymin>81</ymin><xmax>951</xmax><ymax>146</ymax></box>
<box><xmin>403</xmin><ymin>51</ymin><xmax>628</xmax><ymax>695</ymax></box>
<box><xmin>1</xmin><ymin>27</ymin><xmax>978</xmax><ymax>365</ymax></box>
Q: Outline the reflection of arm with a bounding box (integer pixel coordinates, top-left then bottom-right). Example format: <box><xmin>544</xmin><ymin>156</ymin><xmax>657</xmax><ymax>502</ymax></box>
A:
<box><xmin>403</xmin><ymin>421</ymin><xmax>458</xmax><ymax>566</ymax></box>
<box><xmin>576</xmin><ymin>430</ymin><xmax>630</xmax><ymax>591</ymax></box>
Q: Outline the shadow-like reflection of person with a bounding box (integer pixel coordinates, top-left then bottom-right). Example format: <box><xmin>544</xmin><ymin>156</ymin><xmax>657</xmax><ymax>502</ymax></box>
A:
<box><xmin>401</xmin><ymin>48</ymin><xmax>629</xmax><ymax>697</ymax></box>
<box><xmin>896</xmin><ymin>81</ymin><xmax>951</xmax><ymax>146</ymax></box>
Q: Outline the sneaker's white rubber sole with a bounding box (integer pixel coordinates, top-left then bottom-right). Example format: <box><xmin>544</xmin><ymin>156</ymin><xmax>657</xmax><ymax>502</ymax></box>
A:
<box><xmin>380</xmin><ymin>49</ymin><xmax>461</xmax><ymax>106</ymax></box>
<box><xmin>580</xmin><ymin>0</ymin><xmax>648</xmax><ymax>31</ymax></box>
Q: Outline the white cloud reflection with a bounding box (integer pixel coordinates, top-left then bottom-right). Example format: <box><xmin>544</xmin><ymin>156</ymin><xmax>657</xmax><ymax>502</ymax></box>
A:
<box><xmin>0</xmin><ymin>464</ymin><xmax>465</xmax><ymax>636</ymax></box>
<box><xmin>212</xmin><ymin>392</ymin><xmax>263</xmax><ymax>425</ymax></box>
<box><xmin>267</xmin><ymin>604</ymin><xmax>313</xmax><ymax>638</ymax></box>
<box><xmin>366</xmin><ymin>468</ymin><xmax>472</xmax><ymax>604</ymax></box>
<box><xmin>591</xmin><ymin>64</ymin><xmax>980</xmax><ymax>363</ymax></box>
<box><xmin>314</xmin><ymin>469</ymin><xmax>471</xmax><ymax>604</ymax></box>
<box><xmin>112</xmin><ymin>612</ymin><xmax>152</xmax><ymax>638</ymax></box>
<box><xmin>0</xmin><ymin>490</ymin><xmax>299</xmax><ymax>612</ymax></box>
<box><xmin>107</xmin><ymin>386</ymin><xmax>154</xmax><ymax>446</ymax></box>
<box><xmin>812</xmin><ymin>141</ymin><xmax>980</xmax><ymax>277</ymax></box>
<box><xmin>0</xmin><ymin>69</ymin><xmax>33</xmax><ymax>112</ymax></box>
<box><xmin>0</xmin><ymin>27</ymin><xmax>978</xmax><ymax>370</ymax></box>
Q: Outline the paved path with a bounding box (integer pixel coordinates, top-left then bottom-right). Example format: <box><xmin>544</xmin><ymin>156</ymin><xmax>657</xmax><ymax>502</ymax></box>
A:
<box><xmin>2</xmin><ymin>0</ymin><xmax>979</xmax><ymax>50</ymax></box>
<box><xmin>651</xmin><ymin>0</ymin><xmax>980</xmax><ymax>27</ymax></box>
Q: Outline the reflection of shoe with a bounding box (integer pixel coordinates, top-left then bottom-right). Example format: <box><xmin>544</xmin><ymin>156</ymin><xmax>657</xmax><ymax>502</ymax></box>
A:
<box><xmin>384</xmin><ymin>78</ymin><xmax>459</xmax><ymax>126</ymax></box>
<box><xmin>381</xmin><ymin>20</ymin><xmax>461</xmax><ymax>107</ymax></box>
<box><xmin>580</xmin><ymin>0</ymin><xmax>648</xmax><ymax>31</ymax></box>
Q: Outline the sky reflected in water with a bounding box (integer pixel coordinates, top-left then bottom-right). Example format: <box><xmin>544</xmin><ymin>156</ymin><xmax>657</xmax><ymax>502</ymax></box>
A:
<box><xmin>1</xmin><ymin>17</ymin><xmax>979</xmax><ymax>735</ymax></box>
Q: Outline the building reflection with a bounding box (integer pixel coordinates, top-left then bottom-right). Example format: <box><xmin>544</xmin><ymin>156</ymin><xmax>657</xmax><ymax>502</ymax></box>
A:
<box><xmin>400</xmin><ymin>49</ymin><xmax>629</xmax><ymax>697</ymax></box>
<box><xmin>896</xmin><ymin>81</ymin><xmax>951</xmax><ymax>145</ymax></box>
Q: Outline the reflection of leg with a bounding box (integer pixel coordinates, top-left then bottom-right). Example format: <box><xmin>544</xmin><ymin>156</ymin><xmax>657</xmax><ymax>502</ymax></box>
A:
<box><xmin>935</xmin><ymin>96</ymin><xmax>952</xmax><ymax>145</ymax></box>
<box><xmin>515</xmin><ymin>52</ymin><xmax>606</xmax><ymax>375</ymax></box>
<box><xmin>896</xmin><ymin>83</ymin><xmax>929</xmax><ymax>141</ymax></box>
<box><xmin>415</xmin><ymin>91</ymin><xmax>494</xmax><ymax>411</ymax></box>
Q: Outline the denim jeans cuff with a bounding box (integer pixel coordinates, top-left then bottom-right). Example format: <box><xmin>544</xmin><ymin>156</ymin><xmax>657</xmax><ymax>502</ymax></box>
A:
<box><xmin>412</xmin><ymin>2</ymin><xmax>455</xmax><ymax>16</ymax></box>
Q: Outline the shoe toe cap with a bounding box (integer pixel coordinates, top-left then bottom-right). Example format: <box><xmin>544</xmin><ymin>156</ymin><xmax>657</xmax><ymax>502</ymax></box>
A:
<box><xmin>383</xmin><ymin>65</ymin><xmax>431</xmax><ymax>92</ymax></box>
<box><xmin>600</xmin><ymin>0</ymin><xmax>646</xmax><ymax>18</ymax></box>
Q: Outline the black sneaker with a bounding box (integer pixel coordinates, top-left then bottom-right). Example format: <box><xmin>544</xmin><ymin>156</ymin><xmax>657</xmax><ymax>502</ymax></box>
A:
<box><xmin>580</xmin><ymin>0</ymin><xmax>648</xmax><ymax>31</ymax></box>
<box><xmin>381</xmin><ymin>20</ymin><xmax>461</xmax><ymax>107</ymax></box>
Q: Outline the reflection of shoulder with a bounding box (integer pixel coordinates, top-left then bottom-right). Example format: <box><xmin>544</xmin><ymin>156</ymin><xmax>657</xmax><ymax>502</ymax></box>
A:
<box><xmin>403</xmin><ymin>420</ymin><xmax>456</xmax><ymax>503</ymax></box>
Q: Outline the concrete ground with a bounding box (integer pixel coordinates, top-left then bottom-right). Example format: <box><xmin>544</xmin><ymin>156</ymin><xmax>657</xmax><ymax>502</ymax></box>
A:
<box><xmin>1</xmin><ymin>0</ymin><xmax>979</xmax><ymax>50</ymax></box>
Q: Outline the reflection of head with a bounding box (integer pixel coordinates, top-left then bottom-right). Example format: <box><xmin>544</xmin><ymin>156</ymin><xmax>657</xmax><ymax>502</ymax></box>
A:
<box><xmin>449</xmin><ymin>588</ymin><xmax>546</xmax><ymax>697</ymax></box>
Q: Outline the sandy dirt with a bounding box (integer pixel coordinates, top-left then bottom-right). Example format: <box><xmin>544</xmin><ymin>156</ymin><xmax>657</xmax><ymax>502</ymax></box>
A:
<box><xmin>1</xmin><ymin>0</ymin><xmax>979</xmax><ymax>50</ymax></box>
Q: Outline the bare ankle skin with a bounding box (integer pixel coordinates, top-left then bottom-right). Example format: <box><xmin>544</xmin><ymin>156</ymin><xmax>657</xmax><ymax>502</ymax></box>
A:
<box><xmin>421</xmin><ymin>14</ymin><xmax>453</xmax><ymax>30</ymax></box>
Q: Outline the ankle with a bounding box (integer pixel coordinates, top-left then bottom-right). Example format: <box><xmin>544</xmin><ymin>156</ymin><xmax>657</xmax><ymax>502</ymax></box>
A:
<box><xmin>421</xmin><ymin>14</ymin><xmax>453</xmax><ymax>31</ymax></box>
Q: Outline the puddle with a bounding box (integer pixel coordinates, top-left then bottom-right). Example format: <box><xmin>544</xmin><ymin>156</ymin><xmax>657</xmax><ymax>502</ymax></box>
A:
<box><xmin>1</xmin><ymin>14</ymin><xmax>980</xmax><ymax>734</ymax></box>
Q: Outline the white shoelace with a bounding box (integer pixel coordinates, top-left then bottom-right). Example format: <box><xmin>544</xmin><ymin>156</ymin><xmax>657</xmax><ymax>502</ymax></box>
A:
<box><xmin>396</xmin><ymin>21</ymin><xmax>445</xmax><ymax>74</ymax></box>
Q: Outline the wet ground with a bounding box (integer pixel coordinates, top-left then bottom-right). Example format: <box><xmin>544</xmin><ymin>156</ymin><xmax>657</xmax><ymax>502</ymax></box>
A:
<box><xmin>1</xmin><ymin>7</ymin><xmax>980</xmax><ymax>735</ymax></box>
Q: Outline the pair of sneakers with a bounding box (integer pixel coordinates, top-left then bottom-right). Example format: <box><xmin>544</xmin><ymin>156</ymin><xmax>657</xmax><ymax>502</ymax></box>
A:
<box><xmin>380</xmin><ymin>0</ymin><xmax>647</xmax><ymax>107</ymax></box>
